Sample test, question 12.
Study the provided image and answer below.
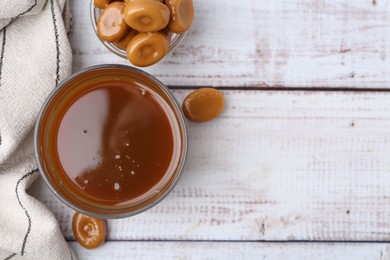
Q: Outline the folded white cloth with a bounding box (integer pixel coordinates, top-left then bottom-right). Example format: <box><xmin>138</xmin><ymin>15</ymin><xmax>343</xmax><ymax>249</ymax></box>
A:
<box><xmin>0</xmin><ymin>0</ymin><xmax>74</xmax><ymax>259</ymax></box>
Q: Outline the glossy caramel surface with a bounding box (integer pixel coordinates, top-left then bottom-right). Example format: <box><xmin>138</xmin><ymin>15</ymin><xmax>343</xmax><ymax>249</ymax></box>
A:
<box><xmin>55</xmin><ymin>81</ymin><xmax>174</xmax><ymax>204</ymax></box>
<box><xmin>37</xmin><ymin>67</ymin><xmax>187</xmax><ymax>217</ymax></box>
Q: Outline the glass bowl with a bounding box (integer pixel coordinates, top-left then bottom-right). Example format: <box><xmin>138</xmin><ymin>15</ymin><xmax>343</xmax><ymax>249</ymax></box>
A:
<box><xmin>34</xmin><ymin>65</ymin><xmax>188</xmax><ymax>219</ymax></box>
<box><xmin>90</xmin><ymin>0</ymin><xmax>187</xmax><ymax>60</ymax></box>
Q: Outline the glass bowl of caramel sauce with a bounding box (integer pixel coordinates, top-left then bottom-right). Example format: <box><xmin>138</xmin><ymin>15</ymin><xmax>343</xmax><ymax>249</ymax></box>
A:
<box><xmin>90</xmin><ymin>0</ymin><xmax>187</xmax><ymax>61</ymax></box>
<box><xmin>35</xmin><ymin>65</ymin><xmax>187</xmax><ymax>218</ymax></box>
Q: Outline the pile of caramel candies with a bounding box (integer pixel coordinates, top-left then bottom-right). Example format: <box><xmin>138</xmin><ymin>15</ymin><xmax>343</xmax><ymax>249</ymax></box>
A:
<box><xmin>95</xmin><ymin>0</ymin><xmax>194</xmax><ymax>67</ymax></box>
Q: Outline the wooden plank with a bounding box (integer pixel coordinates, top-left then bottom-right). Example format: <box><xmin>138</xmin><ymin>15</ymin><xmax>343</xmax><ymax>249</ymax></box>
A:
<box><xmin>69</xmin><ymin>241</ymin><xmax>390</xmax><ymax>260</ymax></box>
<box><xmin>30</xmin><ymin>90</ymin><xmax>390</xmax><ymax>241</ymax></box>
<box><xmin>70</xmin><ymin>0</ymin><xmax>390</xmax><ymax>88</ymax></box>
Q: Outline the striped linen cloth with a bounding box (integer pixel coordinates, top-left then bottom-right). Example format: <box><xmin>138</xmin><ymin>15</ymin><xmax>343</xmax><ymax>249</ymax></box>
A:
<box><xmin>0</xmin><ymin>0</ymin><xmax>74</xmax><ymax>259</ymax></box>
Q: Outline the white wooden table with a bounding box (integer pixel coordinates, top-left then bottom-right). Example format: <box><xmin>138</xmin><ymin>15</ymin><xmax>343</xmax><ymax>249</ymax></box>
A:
<box><xmin>30</xmin><ymin>0</ymin><xmax>390</xmax><ymax>259</ymax></box>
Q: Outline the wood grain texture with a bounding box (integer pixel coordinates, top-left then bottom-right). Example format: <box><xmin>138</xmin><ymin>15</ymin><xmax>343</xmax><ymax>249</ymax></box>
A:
<box><xmin>69</xmin><ymin>241</ymin><xmax>390</xmax><ymax>260</ymax></box>
<box><xmin>69</xmin><ymin>0</ymin><xmax>390</xmax><ymax>88</ymax></box>
<box><xmin>30</xmin><ymin>90</ymin><xmax>390</xmax><ymax>241</ymax></box>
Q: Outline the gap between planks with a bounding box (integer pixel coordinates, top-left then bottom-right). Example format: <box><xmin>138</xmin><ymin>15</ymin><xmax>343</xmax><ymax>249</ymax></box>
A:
<box><xmin>168</xmin><ymin>86</ymin><xmax>390</xmax><ymax>93</ymax></box>
<box><xmin>66</xmin><ymin>239</ymin><xmax>390</xmax><ymax>244</ymax></box>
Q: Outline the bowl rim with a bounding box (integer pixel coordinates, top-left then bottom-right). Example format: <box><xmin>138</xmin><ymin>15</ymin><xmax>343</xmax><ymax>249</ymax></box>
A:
<box><xmin>90</xmin><ymin>0</ymin><xmax>188</xmax><ymax>60</ymax></box>
<box><xmin>34</xmin><ymin>64</ymin><xmax>188</xmax><ymax>219</ymax></box>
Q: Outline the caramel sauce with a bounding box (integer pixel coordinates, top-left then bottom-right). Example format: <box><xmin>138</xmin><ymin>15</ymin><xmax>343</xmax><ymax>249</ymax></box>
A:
<box><xmin>53</xmin><ymin>81</ymin><xmax>175</xmax><ymax>205</ymax></box>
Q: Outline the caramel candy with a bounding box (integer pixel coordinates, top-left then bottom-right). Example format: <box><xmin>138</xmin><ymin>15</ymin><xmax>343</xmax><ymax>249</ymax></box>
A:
<box><xmin>126</xmin><ymin>32</ymin><xmax>169</xmax><ymax>67</ymax></box>
<box><xmin>182</xmin><ymin>88</ymin><xmax>224</xmax><ymax>122</ymax></box>
<box><xmin>125</xmin><ymin>0</ymin><xmax>163</xmax><ymax>2</ymax></box>
<box><xmin>94</xmin><ymin>0</ymin><xmax>112</xmax><ymax>9</ymax></box>
<box><xmin>72</xmin><ymin>212</ymin><xmax>107</xmax><ymax>249</ymax></box>
<box><xmin>124</xmin><ymin>0</ymin><xmax>170</xmax><ymax>32</ymax></box>
<box><xmin>114</xmin><ymin>29</ymin><xmax>138</xmax><ymax>50</ymax></box>
<box><xmin>97</xmin><ymin>2</ymin><xmax>128</xmax><ymax>42</ymax></box>
<box><xmin>165</xmin><ymin>0</ymin><xmax>194</xmax><ymax>33</ymax></box>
